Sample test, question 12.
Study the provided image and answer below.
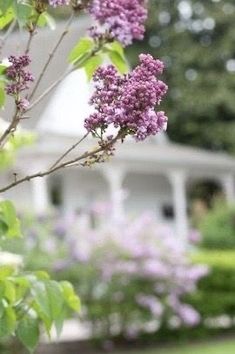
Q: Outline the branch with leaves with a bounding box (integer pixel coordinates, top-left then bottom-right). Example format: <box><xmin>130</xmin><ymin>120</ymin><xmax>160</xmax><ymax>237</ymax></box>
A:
<box><xmin>0</xmin><ymin>0</ymin><xmax>169</xmax><ymax>352</ymax></box>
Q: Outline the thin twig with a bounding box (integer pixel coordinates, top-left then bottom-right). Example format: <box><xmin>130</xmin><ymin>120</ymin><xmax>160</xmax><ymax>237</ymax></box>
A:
<box><xmin>29</xmin><ymin>11</ymin><xmax>75</xmax><ymax>101</ymax></box>
<box><xmin>26</xmin><ymin>67</ymin><xmax>73</xmax><ymax>112</ymax></box>
<box><xmin>27</xmin><ymin>38</ymin><xmax>106</xmax><ymax>112</ymax></box>
<box><xmin>49</xmin><ymin>132</ymin><xmax>89</xmax><ymax>170</ymax></box>
<box><xmin>0</xmin><ymin>109</ymin><xmax>19</xmax><ymax>148</ymax></box>
<box><xmin>0</xmin><ymin>134</ymin><xmax>121</xmax><ymax>193</ymax></box>
<box><xmin>25</xmin><ymin>14</ymin><xmax>40</xmax><ymax>55</ymax></box>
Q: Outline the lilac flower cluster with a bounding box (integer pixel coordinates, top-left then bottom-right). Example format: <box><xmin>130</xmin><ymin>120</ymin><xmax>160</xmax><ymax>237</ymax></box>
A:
<box><xmin>48</xmin><ymin>0</ymin><xmax>70</xmax><ymax>7</ymax></box>
<box><xmin>6</xmin><ymin>55</ymin><xmax>34</xmax><ymax>111</ymax></box>
<box><xmin>24</xmin><ymin>207</ymin><xmax>208</xmax><ymax>335</ymax></box>
<box><xmin>85</xmin><ymin>54</ymin><xmax>168</xmax><ymax>141</ymax></box>
<box><xmin>88</xmin><ymin>0</ymin><xmax>148</xmax><ymax>46</ymax></box>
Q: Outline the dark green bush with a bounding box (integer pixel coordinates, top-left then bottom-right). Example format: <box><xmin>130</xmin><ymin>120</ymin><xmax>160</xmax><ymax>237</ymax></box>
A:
<box><xmin>199</xmin><ymin>203</ymin><xmax>235</xmax><ymax>249</ymax></box>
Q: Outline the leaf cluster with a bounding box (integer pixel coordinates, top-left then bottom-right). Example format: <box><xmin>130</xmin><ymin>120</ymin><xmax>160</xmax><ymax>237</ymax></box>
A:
<box><xmin>0</xmin><ymin>201</ymin><xmax>81</xmax><ymax>352</ymax></box>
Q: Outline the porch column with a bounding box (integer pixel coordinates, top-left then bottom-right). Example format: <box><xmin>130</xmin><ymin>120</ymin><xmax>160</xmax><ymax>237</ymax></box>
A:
<box><xmin>168</xmin><ymin>170</ymin><xmax>188</xmax><ymax>242</ymax></box>
<box><xmin>31</xmin><ymin>176</ymin><xmax>50</xmax><ymax>215</ymax></box>
<box><xmin>102</xmin><ymin>167</ymin><xmax>126</xmax><ymax>220</ymax></box>
<box><xmin>221</xmin><ymin>174</ymin><xmax>235</xmax><ymax>203</ymax></box>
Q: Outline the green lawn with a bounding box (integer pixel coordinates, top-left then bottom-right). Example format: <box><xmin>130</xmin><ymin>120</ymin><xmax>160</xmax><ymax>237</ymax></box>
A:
<box><xmin>116</xmin><ymin>338</ymin><xmax>235</xmax><ymax>354</ymax></box>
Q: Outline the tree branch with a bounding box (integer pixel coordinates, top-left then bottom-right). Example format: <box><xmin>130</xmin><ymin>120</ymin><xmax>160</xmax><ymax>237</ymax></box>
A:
<box><xmin>0</xmin><ymin>109</ymin><xmax>20</xmax><ymax>148</ymax></box>
<box><xmin>0</xmin><ymin>134</ymin><xmax>121</xmax><ymax>193</ymax></box>
<box><xmin>49</xmin><ymin>132</ymin><xmax>89</xmax><ymax>170</ymax></box>
<box><xmin>25</xmin><ymin>14</ymin><xmax>40</xmax><ymax>55</ymax></box>
<box><xmin>26</xmin><ymin>67</ymin><xmax>73</xmax><ymax>112</ymax></box>
<box><xmin>29</xmin><ymin>11</ymin><xmax>75</xmax><ymax>101</ymax></box>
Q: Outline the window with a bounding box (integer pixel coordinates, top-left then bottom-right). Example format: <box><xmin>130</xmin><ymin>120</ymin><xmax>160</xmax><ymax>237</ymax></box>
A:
<box><xmin>162</xmin><ymin>204</ymin><xmax>174</xmax><ymax>219</ymax></box>
<box><xmin>49</xmin><ymin>176</ymin><xmax>62</xmax><ymax>207</ymax></box>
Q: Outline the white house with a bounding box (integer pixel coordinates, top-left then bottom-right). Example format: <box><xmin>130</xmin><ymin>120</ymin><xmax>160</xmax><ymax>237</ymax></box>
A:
<box><xmin>1</xmin><ymin>19</ymin><xmax>235</xmax><ymax>241</ymax></box>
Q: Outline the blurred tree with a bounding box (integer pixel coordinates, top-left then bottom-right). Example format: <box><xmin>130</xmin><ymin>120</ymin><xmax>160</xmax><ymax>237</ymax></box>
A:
<box><xmin>128</xmin><ymin>0</ymin><xmax>235</xmax><ymax>152</ymax></box>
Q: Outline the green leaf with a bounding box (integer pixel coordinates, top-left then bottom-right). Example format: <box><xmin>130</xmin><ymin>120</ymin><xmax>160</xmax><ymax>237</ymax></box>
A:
<box><xmin>68</xmin><ymin>37</ymin><xmax>94</xmax><ymax>64</ymax></box>
<box><xmin>0</xmin><ymin>307</ymin><xmax>16</xmax><ymax>338</ymax></box>
<box><xmin>0</xmin><ymin>87</ymin><xmax>6</xmax><ymax>108</ymax></box>
<box><xmin>0</xmin><ymin>64</ymin><xmax>7</xmax><ymax>75</ymax></box>
<box><xmin>13</xmin><ymin>276</ymin><xmax>30</xmax><ymax>301</ymax></box>
<box><xmin>0</xmin><ymin>266</ymin><xmax>14</xmax><ymax>280</ymax></box>
<box><xmin>0</xmin><ymin>0</ymin><xmax>13</xmax><ymax>14</ymax></box>
<box><xmin>0</xmin><ymin>300</ymin><xmax>4</xmax><ymax>317</ymax></box>
<box><xmin>12</xmin><ymin>1</ymin><xmax>32</xmax><ymax>26</ymax></box>
<box><xmin>34</xmin><ymin>270</ymin><xmax>50</xmax><ymax>280</ymax></box>
<box><xmin>0</xmin><ymin>7</ymin><xmax>14</xmax><ymax>29</ymax></box>
<box><xmin>104</xmin><ymin>41</ymin><xmax>128</xmax><ymax>74</ymax></box>
<box><xmin>54</xmin><ymin>307</ymin><xmax>66</xmax><ymax>337</ymax></box>
<box><xmin>17</xmin><ymin>317</ymin><xmax>40</xmax><ymax>353</ymax></box>
<box><xmin>38</xmin><ymin>12</ymin><xmax>56</xmax><ymax>30</ymax></box>
<box><xmin>84</xmin><ymin>55</ymin><xmax>103</xmax><ymax>81</ymax></box>
<box><xmin>4</xmin><ymin>280</ymin><xmax>16</xmax><ymax>304</ymax></box>
<box><xmin>33</xmin><ymin>280</ymin><xmax>64</xmax><ymax>321</ymax></box>
<box><xmin>33</xmin><ymin>301</ymin><xmax>52</xmax><ymax>335</ymax></box>
<box><xmin>108</xmin><ymin>51</ymin><xmax>128</xmax><ymax>74</ymax></box>
<box><xmin>61</xmin><ymin>281</ymin><xmax>81</xmax><ymax>312</ymax></box>
<box><xmin>106</xmin><ymin>41</ymin><xmax>125</xmax><ymax>59</ymax></box>
<box><xmin>0</xmin><ymin>200</ymin><xmax>22</xmax><ymax>238</ymax></box>
<box><xmin>0</xmin><ymin>217</ymin><xmax>9</xmax><ymax>237</ymax></box>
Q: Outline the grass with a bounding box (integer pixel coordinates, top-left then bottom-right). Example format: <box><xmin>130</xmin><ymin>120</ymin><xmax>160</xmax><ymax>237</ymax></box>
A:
<box><xmin>115</xmin><ymin>338</ymin><xmax>235</xmax><ymax>354</ymax></box>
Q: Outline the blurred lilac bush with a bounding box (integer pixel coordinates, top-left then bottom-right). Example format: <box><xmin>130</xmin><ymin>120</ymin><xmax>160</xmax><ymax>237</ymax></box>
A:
<box><xmin>19</xmin><ymin>206</ymin><xmax>208</xmax><ymax>339</ymax></box>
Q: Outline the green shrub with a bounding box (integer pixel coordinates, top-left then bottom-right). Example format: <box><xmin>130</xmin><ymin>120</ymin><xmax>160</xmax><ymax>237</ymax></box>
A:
<box><xmin>199</xmin><ymin>203</ymin><xmax>235</xmax><ymax>249</ymax></box>
<box><xmin>188</xmin><ymin>250</ymin><xmax>235</xmax><ymax>319</ymax></box>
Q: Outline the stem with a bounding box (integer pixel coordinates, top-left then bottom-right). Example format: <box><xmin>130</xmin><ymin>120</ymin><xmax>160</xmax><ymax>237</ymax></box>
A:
<box><xmin>0</xmin><ymin>134</ymin><xmax>121</xmax><ymax>193</ymax></box>
<box><xmin>25</xmin><ymin>14</ymin><xmax>40</xmax><ymax>55</ymax></box>
<box><xmin>49</xmin><ymin>132</ymin><xmax>89</xmax><ymax>170</ymax></box>
<box><xmin>0</xmin><ymin>109</ymin><xmax>20</xmax><ymax>148</ymax></box>
<box><xmin>26</xmin><ymin>67</ymin><xmax>73</xmax><ymax>112</ymax></box>
<box><xmin>29</xmin><ymin>11</ymin><xmax>75</xmax><ymax>101</ymax></box>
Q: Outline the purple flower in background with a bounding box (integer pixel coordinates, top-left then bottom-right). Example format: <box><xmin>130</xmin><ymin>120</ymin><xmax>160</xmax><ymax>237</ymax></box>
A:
<box><xmin>188</xmin><ymin>229</ymin><xmax>202</xmax><ymax>244</ymax></box>
<box><xmin>23</xmin><ymin>207</ymin><xmax>208</xmax><ymax>334</ymax></box>
<box><xmin>88</xmin><ymin>0</ymin><xmax>148</xmax><ymax>46</ymax></box>
<box><xmin>136</xmin><ymin>294</ymin><xmax>163</xmax><ymax>317</ymax></box>
<box><xmin>85</xmin><ymin>54</ymin><xmax>168</xmax><ymax>141</ymax></box>
<box><xmin>49</xmin><ymin>0</ymin><xmax>70</xmax><ymax>7</ymax></box>
<box><xmin>168</xmin><ymin>295</ymin><xmax>200</xmax><ymax>326</ymax></box>
<box><xmin>177</xmin><ymin>304</ymin><xmax>201</xmax><ymax>326</ymax></box>
<box><xmin>143</xmin><ymin>259</ymin><xmax>169</xmax><ymax>278</ymax></box>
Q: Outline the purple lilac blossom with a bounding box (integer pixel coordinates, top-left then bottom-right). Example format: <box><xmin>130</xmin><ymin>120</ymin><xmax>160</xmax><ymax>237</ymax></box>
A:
<box><xmin>88</xmin><ymin>0</ymin><xmax>148</xmax><ymax>46</ymax></box>
<box><xmin>177</xmin><ymin>304</ymin><xmax>201</xmax><ymax>326</ymax></box>
<box><xmin>136</xmin><ymin>294</ymin><xmax>163</xmax><ymax>317</ymax></box>
<box><xmin>188</xmin><ymin>229</ymin><xmax>202</xmax><ymax>244</ymax></box>
<box><xmin>85</xmin><ymin>54</ymin><xmax>168</xmax><ymax>141</ymax></box>
<box><xmin>6</xmin><ymin>55</ymin><xmax>34</xmax><ymax>111</ymax></box>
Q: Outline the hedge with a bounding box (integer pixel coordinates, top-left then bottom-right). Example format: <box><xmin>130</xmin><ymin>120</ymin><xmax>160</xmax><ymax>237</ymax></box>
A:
<box><xmin>188</xmin><ymin>250</ymin><xmax>235</xmax><ymax>319</ymax></box>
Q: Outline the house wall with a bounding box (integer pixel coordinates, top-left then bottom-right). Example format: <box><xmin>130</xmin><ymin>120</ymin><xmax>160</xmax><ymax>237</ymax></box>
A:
<box><xmin>123</xmin><ymin>173</ymin><xmax>172</xmax><ymax>221</ymax></box>
<box><xmin>46</xmin><ymin>169</ymin><xmax>173</xmax><ymax>226</ymax></box>
<box><xmin>59</xmin><ymin>170</ymin><xmax>109</xmax><ymax>213</ymax></box>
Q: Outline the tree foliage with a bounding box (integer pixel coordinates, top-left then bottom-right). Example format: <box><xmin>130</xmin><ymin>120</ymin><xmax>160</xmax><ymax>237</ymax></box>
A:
<box><xmin>129</xmin><ymin>0</ymin><xmax>235</xmax><ymax>152</ymax></box>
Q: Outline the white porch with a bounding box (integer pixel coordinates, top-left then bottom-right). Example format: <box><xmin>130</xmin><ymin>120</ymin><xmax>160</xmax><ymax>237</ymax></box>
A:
<box><xmin>3</xmin><ymin>136</ymin><xmax>235</xmax><ymax>242</ymax></box>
